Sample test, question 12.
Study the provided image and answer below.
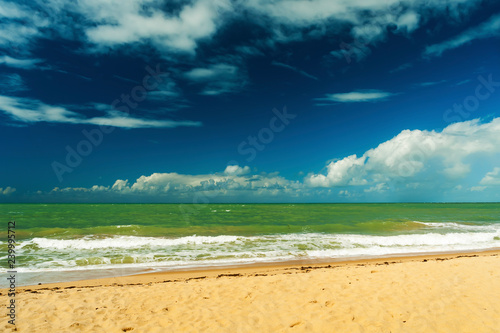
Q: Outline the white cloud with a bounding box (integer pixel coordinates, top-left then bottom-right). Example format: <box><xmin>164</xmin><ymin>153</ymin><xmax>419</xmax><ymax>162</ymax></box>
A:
<box><xmin>0</xmin><ymin>95</ymin><xmax>201</xmax><ymax>128</ymax></box>
<box><xmin>0</xmin><ymin>56</ymin><xmax>43</xmax><ymax>69</ymax></box>
<box><xmin>396</xmin><ymin>11</ymin><xmax>420</xmax><ymax>33</ymax></box>
<box><xmin>0</xmin><ymin>1</ymin><xmax>50</xmax><ymax>55</ymax></box>
<box><xmin>0</xmin><ymin>0</ymin><xmax>487</xmax><ymax>66</ymax></box>
<box><xmin>364</xmin><ymin>183</ymin><xmax>389</xmax><ymax>193</ymax></box>
<box><xmin>49</xmin><ymin>166</ymin><xmax>302</xmax><ymax>200</ymax></box>
<box><xmin>0</xmin><ymin>187</ymin><xmax>16</xmax><ymax>195</ymax></box>
<box><xmin>184</xmin><ymin>63</ymin><xmax>246</xmax><ymax>95</ymax></box>
<box><xmin>271</xmin><ymin>61</ymin><xmax>318</xmax><ymax>80</ymax></box>
<box><xmin>30</xmin><ymin>116</ymin><xmax>500</xmax><ymax>202</ymax></box>
<box><xmin>307</xmin><ymin>155</ymin><xmax>367</xmax><ymax>187</ymax></box>
<box><xmin>82</xmin><ymin>0</ymin><xmax>231</xmax><ymax>54</ymax></box>
<box><xmin>315</xmin><ymin>90</ymin><xmax>395</xmax><ymax>103</ymax></box>
<box><xmin>470</xmin><ymin>186</ymin><xmax>486</xmax><ymax>192</ymax></box>
<box><xmin>416</xmin><ymin>80</ymin><xmax>447</xmax><ymax>87</ymax></box>
<box><xmin>224</xmin><ymin>165</ymin><xmax>250</xmax><ymax>176</ymax></box>
<box><xmin>479</xmin><ymin>167</ymin><xmax>500</xmax><ymax>186</ymax></box>
<box><xmin>424</xmin><ymin>13</ymin><xmax>500</xmax><ymax>57</ymax></box>
<box><xmin>306</xmin><ymin>117</ymin><xmax>500</xmax><ymax>188</ymax></box>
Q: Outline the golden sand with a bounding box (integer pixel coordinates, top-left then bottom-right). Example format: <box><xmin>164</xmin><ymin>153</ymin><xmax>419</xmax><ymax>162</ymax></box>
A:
<box><xmin>2</xmin><ymin>251</ymin><xmax>500</xmax><ymax>332</ymax></box>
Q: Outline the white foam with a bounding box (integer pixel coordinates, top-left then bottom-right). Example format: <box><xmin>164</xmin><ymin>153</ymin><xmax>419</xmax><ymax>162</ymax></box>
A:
<box><xmin>4</xmin><ymin>222</ymin><xmax>500</xmax><ymax>274</ymax></box>
<box><xmin>22</xmin><ymin>234</ymin><xmax>243</xmax><ymax>250</ymax></box>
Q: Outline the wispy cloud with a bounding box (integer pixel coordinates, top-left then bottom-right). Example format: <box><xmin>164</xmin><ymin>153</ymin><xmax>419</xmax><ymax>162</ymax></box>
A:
<box><xmin>0</xmin><ymin>95</ymin><xmax>201</xmax><ymax>129</ymax></box>
<box><xmin>271</xmin><ymin>61</ymin><xmax>318</xmax><ymax>80</ymax></box>
<box><xmin>389</xmin><ymin>63</ymin><xmax>413</xmax><ymax>73</ymax></box>
<box><xmin>455</xmin><ymin>79</ymin><xmax>472</xmax><ymax>86</ymax></box>
<box><xmin>0</xmin><ymin>73</ymin><xmax>28</xmax><ymax>93</ymax></box>
<box><xmin>315</xmin><ymin>90</ymin><xmax>395</xmax><ymax>104</ymax></box>
<box><xmin>184</xmin><ymin>63</ymin><xmax>247</xmax><ymax>95</ymax></box>
<box><xmin>424</xmin><ymin>13</ymin><xmax>500</xmax><ymax>57</ymax></box>
<box><xmin>0</xmin><ymin>55</ymin><xmax>43</xmax><ymax>69</ymax></box>
<box><xmin>415</xmin><ymin>80</ymin><xmax>447</xmax><ymax>87</ymax></box>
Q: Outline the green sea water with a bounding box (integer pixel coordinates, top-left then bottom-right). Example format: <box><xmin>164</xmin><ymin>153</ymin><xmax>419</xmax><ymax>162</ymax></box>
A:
<box><xmin>1</xmin><ymin>203</ymin><xmax>499</xmax><ymax>286</ymax></box>
<box><xmin>2</xmin><ymin>203</ymin><xmax>499</xmax><ymax>239</ymax></box>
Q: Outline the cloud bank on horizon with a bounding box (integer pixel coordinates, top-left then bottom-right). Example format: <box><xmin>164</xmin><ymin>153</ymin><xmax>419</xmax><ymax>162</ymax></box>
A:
<box><xmin>1</xmin><ymin>0</ymin><xmax>499</xmax><ymax>202</ymax></box>
<box><xmin>20</xmin><ymin>117</ymin><xmax>500</xmax><ymax>203</ymax></box>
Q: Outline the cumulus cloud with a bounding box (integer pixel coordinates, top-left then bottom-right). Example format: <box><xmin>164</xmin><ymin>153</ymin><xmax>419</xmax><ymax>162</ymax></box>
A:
<box><xmin>315</xmin><ymin>90</ymin><xmax>395</xmax><ymax>104</ymax></box>
<box><xmin>424</xmin><ymin>13</ymin><xmax>500</xmax><ymax>57</ymax></box>
<box><xmin>306</xmin><ymin>117</ymin><xmax>500</xmax><ymax>188</ymax></box>
<box><xmin>0</xmin><ymin>187</ymin><xmax>16</xmax><ymax>195</ymax></box>
<box><xmin>0</xmin><ymin>95</ymin><xmax>201</xmax><ymax>128</ymax></box>
<box><xmin>224</xmin><ymin>165</ymin><xmax>250</xmax><ymax>176</ymax></box>
<box><xmin>47</xmin><ymin>166</ymin><xmax>302</xmax><ymax>201</ymax></box>
<box><xmin>32</xmin><ymin>117</ymin><xmax>500</xmax><ymax>202</ymax></box>
<box><xmin>480</xmin><ymin>167</ymin><xmax>500</xmax><ymax>186</ymax></box>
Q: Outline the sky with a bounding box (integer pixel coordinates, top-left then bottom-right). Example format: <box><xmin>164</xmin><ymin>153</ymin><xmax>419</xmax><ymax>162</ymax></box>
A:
<box><xmin>0</xmin><ymin>0</ymin><xmax>500</xmax><ymax>203</ymax></box>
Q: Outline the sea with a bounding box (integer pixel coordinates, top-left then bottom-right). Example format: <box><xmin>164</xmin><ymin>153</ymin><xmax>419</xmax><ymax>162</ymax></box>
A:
<box><xmin>1</xmin><ymin>203</ymin><xmax>499</xmax><ymax>287</ymax></box>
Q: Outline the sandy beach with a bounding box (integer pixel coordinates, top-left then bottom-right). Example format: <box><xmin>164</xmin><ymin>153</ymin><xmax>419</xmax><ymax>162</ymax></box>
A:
<box><xmin>2</xmin><ymin>250</ymin><xmax>500</xmax><ymax>332</ymax></box>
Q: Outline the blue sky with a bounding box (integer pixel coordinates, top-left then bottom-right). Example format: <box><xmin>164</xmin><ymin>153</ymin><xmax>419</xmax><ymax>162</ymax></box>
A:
<box><xmin>1</xmin><ymin>0</ymin><xmax>500</xmax><ymax>203</ymax></box>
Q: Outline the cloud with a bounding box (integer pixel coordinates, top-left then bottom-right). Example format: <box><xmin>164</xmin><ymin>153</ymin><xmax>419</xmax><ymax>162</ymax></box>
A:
<box><xmin>27</xmin><ymin>117</ymin><xmax>500</xmax><ymax>202</ymax></box>
<box><xmin>315</xmin><ymin>90</ymin><xmax>395</xmax><ymax>104</ymax></box>
<box><xmin>424</xmin><ymin>13</ymin><xmax>500</xmax><ymax>57</ymax></box>
<box><xmin>470</xmin><ymin>186</ymin><xmax>486</xmax><ymax>192</ymax></box>
<box><xmin>184</xmin><ymin>63</ymin><xmax>247</xmax><ymax>95</ymax></box>
<box><xmin>271</xmin><ymin>61</ymin><xmax>318</xmax><ymax>80</ymax></box>
<box><xmin>0</xmin><ymin>56</ymin><xmax>43</xmax><ymax>69</ymax></box>
<box><xmin>479</xmin><ymin>167</ymin><xmax>500</xmax><ymax>186</ymax></box>
<box><xmin>0</xmin><ymin>0</ymin><xmax>489</xmax><ymax>73</ymax></box>
<box><xmin>224</xmin><ymin>165</ymin><xmax>250</xmax><ymax>176</ymax></box>
<box><xmin>389</xmin><ymin>63</ymin><xmax>413</xmax><ymax>73</ymax></box>
<box><xmin>0</xmin><ymin>1</ymin><xmax>50</xmax><ymax>55</ymax></box>
<box><xmin>364</xmin><ymin>183</ymin><xmax>389</xmax><ymax>193</ymax></box>
<box><xmin>46</xmin><ymin>166</ymin><xmax>302</xmax><ymax>201</ymax></box>
<box><xmin>0</xmin><ymin>95</ymin><xmax>201</xmax><ymax>128</ymax></box>
<box><xmin>0</xmin><ymin>187</ymin><xmax>16</xmax><ymax>195</ymax></box>
<box><xmin>455</xmin><ymin>79</ymin><xmax>472</xmax><ymax>86</ymax></box>
<box><xmin>82</xmin><ymin>0</ymin><xmax>231</xmax><ymax>54</ymax></box>
<box><xmin>306</xmin><ymin>117</ymin><xmax>500</xmax><ymax>188</ymax></box>
<box><xmin>416</xmin><ymin>80</ymin><xmax>447</xmax><ymax>87</ymax></box>
<box><xmin>0</xmin><ymin>73</ymin><xmax>27</xmax><ymax>93</ymax></box>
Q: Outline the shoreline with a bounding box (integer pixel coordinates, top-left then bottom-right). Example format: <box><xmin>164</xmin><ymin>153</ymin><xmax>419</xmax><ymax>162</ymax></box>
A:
<box><xmin>8</xmin><ymin>247</ymin><xmax>500</xmax><ymax>290</ymax></box>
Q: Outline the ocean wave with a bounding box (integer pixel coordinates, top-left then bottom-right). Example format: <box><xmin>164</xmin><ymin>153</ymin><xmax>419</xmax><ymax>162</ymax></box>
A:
<box><xmin>3</xmin><ymin>222</ymin><xmax>499</xmax><ymax>273</ymax></box>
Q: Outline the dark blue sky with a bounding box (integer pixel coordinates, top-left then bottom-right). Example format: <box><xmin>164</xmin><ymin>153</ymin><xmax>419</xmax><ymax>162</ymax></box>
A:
<box><xmin>1</xmin><ymin>0</ymin><xmax>500</xmax><ymax>202</ymax></box>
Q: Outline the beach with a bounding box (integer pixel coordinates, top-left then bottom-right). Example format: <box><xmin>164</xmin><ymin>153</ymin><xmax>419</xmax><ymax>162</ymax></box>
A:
<box><xmin>2</xmin><ymin>250</ymin><xmax>499</xmax><ymax>332</ymax></box>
